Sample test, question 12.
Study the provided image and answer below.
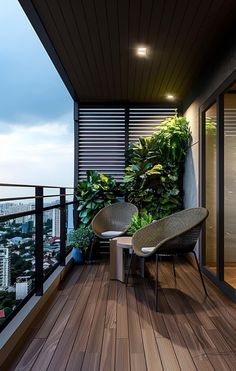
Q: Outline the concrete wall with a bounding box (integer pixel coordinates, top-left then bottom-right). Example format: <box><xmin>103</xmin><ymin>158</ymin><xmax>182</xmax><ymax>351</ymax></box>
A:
<box><xmin>183</xmin><ymin>39</ymin><xmax>236</xmax><ymax>258</ymax></box>
<box><xmin>183</xmin><ymin>40</ymin><xmax>236</xmax><ymax>210</ymax></box>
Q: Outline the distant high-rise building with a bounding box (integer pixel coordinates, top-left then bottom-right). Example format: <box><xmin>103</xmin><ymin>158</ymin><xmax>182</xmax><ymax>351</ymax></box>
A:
<box><xmin>15</xmin><ymin>276</ymin><xmax>32</xmax><ymax>300</ymax></box>
<box><xmin>67</xmin><ymin>204</ymin><xmax>74</xmax><ymax>233</ymax></box>
<box><xmin>52</xmin><ymin>208</ymin><xmax>60</xmax><ymax>237</ymax></box>
<box><xmin>21</xmin><ymin>220</ymin><xmax>34</xmax><ymax>234</ymax></box>
<box><xmin>0</xmin><ymin>248</ymin><xmax>11</xmax><ymax>289</ymax></box>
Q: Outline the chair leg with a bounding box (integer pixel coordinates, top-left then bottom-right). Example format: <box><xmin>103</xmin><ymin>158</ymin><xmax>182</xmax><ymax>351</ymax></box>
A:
<box><xmin>192</xmin><ymin>251</ymin><xmax>208</xmax><ymax>297</ymax></box>
<box><xmin>155</xmin><ymin>254</ymin><xmax>159</xmax><ymax>312</ymax></box>
<box><xmin>172</xmin><ymin>255</ymin><xmax>177</xmax><ymax>287</ymax></box>
<box><xmin>126</xmin><ymin>251</ymin><xmax>135</xmax><ymax>287</ymax></box>
<box><xmin>140</xmin><ymin>257</ymin><xmax>145</xmax><ymax>278</ymax></box>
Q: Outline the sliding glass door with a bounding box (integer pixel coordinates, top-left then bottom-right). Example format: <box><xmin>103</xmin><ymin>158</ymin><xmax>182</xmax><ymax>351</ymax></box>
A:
<box><xmin>202</xmin><ymin>82</ymin><xmax>236</xmax><ymax>297</ymax></box>
<box><xmin>224</xmin><ymin>87</ymin><xmax>236</xmax><ymax>289</ymax></box>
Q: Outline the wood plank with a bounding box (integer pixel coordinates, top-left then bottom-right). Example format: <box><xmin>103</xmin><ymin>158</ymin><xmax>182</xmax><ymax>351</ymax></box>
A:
<box><xmin>116</xmin><ymin>281</ymin><xmax>128</xmax><ymax>339</ymax></box>
<box><xmin>99</xmin><ymin>280</ymin><xmax>117</xmax><ymax>371</ymax></box>
<box><xmin>47</xmin><ymin>265</ymin><xmax>99</xmax><ymax>371</ymax></box>
<box><xmin>192</xmin><ymin>355</ymin><xmax>216</xmax><ymax>371</ymax></box>
<box><xmin>135</xmin><ymin>284</ymin><xmax>163</xmax><ymax>371</ymax></box>
<box><xmin>115</xmin><ymin>338</ymin><xmax>130</xmax><ymax>371</ymax></box>
<box><xmin>181</xmin><ymin>262</ymin><xmax>236</xmax><ymax>324</ymax></box>
<box><xmin>32</xmin><ymin>298</ymin><xmax>76</xmax><ymax>370</ymax></box>
<box><xmin>127</xmin><ymin>287</ymin><xmax>147</xmax><ymax>371</ymax></box>
<box><xmin>143</xmin><ymin>279</ymin><xmax>181</xmax><ymax>371</ymax></box>
<box><xmin>13</xmin><ymin>339</ymin><xmax>45</xmax><ymax>371</ymax></box>
<box><xmin>176</xmin><ymin>263</ymin><xmax>235</xmax><ymax>354</ymax></box>
<box><xmin>104</xmin><ymin>280</ymin><xmax>117</xmax><ymax>329</ymax></box>
<box><xmin>11</xmin><ymin>260</ymin><xmax>236</xmax><ymax>371</ymax></box>
<box><xmin>147</xmin><ymin>259</ymin><xmax>236</xmax><ymax>366</ymax></box>
<box><xmin>65</xmin><ymin>264</ymin><xmax>106</xmax><ymax>371</ymax></box>
<box><xmin>31</xmin><ymin>291</ymin><xmax>61</xmax><ymax>332</ymax></box>
<box><xmin>223</xmin><ymin>353</ymin><xmax>236</xmax><ymax>370</ymax></box>
<box><xmin>35</xmin><ymin>294</ymin><xmax>68</xmax><ymax>339</ymax></box>
<box><xmin>162</xmin><ymin>260</ymin><xmax>233</xmax><ymax>356</ymax></box>
<box><xmin>163</xmin><ymin>288</ymin><xmax>211</xmax><ymax>359</ymax></box>
<box><xmin>159</xmin><ymin>294</ymin><xmax>197</xmax><ymax>371</ymax></box>
<box><xmin>81</xmin><ymin>269</ymin><xmax>110</xmax><ymax>371</ymax></box>
<box><xmin>127</xmin><ymin>286</ymin><xmax>145</xmax><ymax>352</ymax></box>
<box><xmin>207</xmin><ymin>354</ymin><xmax>232</xmax><ymax>371</ymax></box>
<box><xmin>68</xmin><ymin>265</ymin><xmax>86</xmax><ymax>299</ymax></box>
<box><xmin>59</xmin><ymin>265</ymin><xmax>83</xmax><ymax>296</ymax></box>
<box><xmin>99</xmin><ymin>328</ymin><xmax>116</xmax><ymax>371</ymax></box>
<box><xmin>157</xmin><ymin>338</ymin><xmax>181</xmax><ymax>371</ymax></box>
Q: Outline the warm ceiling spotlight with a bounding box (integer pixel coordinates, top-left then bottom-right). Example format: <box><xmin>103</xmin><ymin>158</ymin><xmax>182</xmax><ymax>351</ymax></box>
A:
<box><xmin>137</xmin><ymin>47</ymin><xmax>148</xmax><ymax>57</ymax></box>
<box><xmin>166</xmin><ymin>94</ymin><xmax>175</xmax><ymax>100</ymax></box>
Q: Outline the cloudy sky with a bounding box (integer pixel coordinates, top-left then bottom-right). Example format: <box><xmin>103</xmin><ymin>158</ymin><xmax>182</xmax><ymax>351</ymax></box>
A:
<box><xmin>0</xmin><ymin>1</ymin><xmax>73</xmax><ymax>195</ymax></box>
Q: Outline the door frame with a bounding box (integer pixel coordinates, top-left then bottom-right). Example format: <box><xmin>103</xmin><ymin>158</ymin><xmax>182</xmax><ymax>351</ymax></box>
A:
<box><xmin>199</xmin><ymin>72</ymin><xmax>236</xmax><ymax>301</ymax></box>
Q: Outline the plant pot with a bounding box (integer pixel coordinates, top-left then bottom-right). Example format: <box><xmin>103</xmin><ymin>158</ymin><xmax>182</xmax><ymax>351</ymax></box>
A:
<box><xmin>71</xmin><ymin>247</ymin><xmax>84</xmax><ymax>264</ymax></box>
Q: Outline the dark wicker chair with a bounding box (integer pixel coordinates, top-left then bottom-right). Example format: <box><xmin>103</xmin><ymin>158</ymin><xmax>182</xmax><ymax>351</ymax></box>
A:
<box><xmin>91</xmin><ymin>202</ymin><xmax>138</xmax><ymax>239</ymax></box>
<box><xmin>126</xmin><ymin>207</ymin><xmax>209</xmax><ymax>311</ymax></box>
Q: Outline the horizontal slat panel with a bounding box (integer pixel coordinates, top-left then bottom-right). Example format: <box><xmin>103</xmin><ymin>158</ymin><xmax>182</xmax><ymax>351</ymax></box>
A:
<box><xmin>78</xmin><ymin>107</ymin><xmax>126</xmax><ymax>181</ymax></box>
<box><xmin>77</xmin><ymin>106</ymin><xmax>178</xmax><ymax>183</ymax></box>
<box><xmin>129</xmin><ymin>107</ymin><xmax>177</xmax><ymax>143</ymax></box>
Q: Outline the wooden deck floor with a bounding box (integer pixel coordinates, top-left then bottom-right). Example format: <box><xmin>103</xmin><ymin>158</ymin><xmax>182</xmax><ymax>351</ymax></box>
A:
<box><xmin>11</xmin><ymin>258</ymin><xmax>236</xmax><ymax>371</ymax></box>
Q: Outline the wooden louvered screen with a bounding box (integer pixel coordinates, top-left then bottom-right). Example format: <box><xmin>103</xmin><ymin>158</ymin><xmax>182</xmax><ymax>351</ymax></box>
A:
<box><xmin>76</xmin><ymin>106</ymin><xmax>178</xmax><ymax>182</ymax></box>
<box><xmin>77</xmin><ymin>108</ymin><xmax>126</xmax><ymax>181</ymax></box>
<box><xmin>129</xmin><ymin>107</ymin><xmax>177</xmax><ymax>143</ymax></box>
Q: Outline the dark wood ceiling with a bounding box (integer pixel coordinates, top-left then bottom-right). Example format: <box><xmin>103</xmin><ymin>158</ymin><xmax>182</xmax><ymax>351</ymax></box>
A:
<box><xmin>20</xmin><ymin>0</ymin><xmax>236</xmax><ymax>104</ymax></box>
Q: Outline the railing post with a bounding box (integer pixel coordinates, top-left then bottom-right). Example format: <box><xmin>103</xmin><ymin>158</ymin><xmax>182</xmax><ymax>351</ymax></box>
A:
<box><xmin>60</xmin><ymin>187</ymin><xmax>66</xmax><ymax>266</ymax></box>
<box><xmin>35</xmin><ymin>186</ymin><xmax>44</xmax><ymax>296</ymax></box>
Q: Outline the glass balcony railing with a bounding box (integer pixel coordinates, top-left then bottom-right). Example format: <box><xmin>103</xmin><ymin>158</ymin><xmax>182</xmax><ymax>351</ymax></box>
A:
<box><xmin>0</xmin><ymin>183</ymin><xmax>76</xmax><ymax>331</ymax></box>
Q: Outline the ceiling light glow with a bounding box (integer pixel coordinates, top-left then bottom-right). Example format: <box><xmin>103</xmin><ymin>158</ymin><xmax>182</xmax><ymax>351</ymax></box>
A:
<box><xmin>166</xmin><ymin>94</ymin><xmax>175</xmax><ymax>100</ymax></box>
<box><xmin>137</xmin><ymin>47</ymin><xmax>147</xmax><ymax>57</ymax></box>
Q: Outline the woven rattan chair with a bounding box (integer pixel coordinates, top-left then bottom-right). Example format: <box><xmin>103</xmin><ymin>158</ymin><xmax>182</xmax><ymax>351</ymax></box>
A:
<box><xmin>126</xmin><ymin>207</ymin><xmax>209</xmax><ymax>311</ymax></box>
<box><xmin>92</xmin><ymin>202</ymin><xmax>138</xmax><ymax>239</ymax></box>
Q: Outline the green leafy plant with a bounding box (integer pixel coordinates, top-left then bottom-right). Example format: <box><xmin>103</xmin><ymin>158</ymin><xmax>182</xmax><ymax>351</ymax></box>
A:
<box><xmin>69</xmin><ymin>227</ymin><xmax>94</xmax><ymax>253</ymax></box>
<box><xmin>76</xmin><ymin>170</ymin><xmax>118</xmax><ymax>227</ymax></box>
<box><xmin>153</xmin><ymin>115</ymin><xmax>190</xmax><ymax>164</ymax></box>
<box><xmin>124</xmin><ymin>115</ymin><xmax>190</xmax><ymax>218</ymax></box>
<box><xmin>127</xmin><ymin>212</ymin><xmax>156</xmax><ymax>235</ymax></box>
<box><xmin>124</xmin><ymin>161</ymin><xmax>163</xmax><ymax>212</ymax></box>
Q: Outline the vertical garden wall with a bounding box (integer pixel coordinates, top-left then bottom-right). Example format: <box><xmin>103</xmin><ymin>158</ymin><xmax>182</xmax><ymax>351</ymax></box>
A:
<box><xmin>76</xmin><ymin>114</ymin><xmax>191</xmax><ymax>229</ymax></box>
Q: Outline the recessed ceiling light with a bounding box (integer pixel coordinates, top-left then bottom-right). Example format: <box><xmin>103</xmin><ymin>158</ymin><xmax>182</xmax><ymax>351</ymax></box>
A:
<box><xmin>166</xmin><ymin>94</ymin><xmax>175</xmax><ymax>100</ymax></box>
<box><xmin>137</xmin><ymin>47</ymin><xmax>147</xmax><ymax>57</ymax></box>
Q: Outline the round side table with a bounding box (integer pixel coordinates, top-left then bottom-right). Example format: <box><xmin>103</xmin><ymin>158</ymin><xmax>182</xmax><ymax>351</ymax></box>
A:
<box><xmin>110</xmin><ymin>236</ymin><xmax>132</xmax><ymax>282</ymax></box>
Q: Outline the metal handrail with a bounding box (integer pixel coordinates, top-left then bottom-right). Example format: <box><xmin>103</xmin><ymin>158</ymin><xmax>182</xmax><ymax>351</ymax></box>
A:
<box><xmin>0</xmin><ymin>183</ymin><xmax>78</xmax><ymax>333</ymax></box>
<box><xmin>0</xmin><ymin>182</ymin><xmax>74</xmax><ymax>189</ymax></box>
<box><xmin>0</xmin><ymin>200</ymin><xmax>75</xmax><ymax>223</ymax></box>
<box><xmin>0</xmin><ymin>193</ymin><xmax>74</xmax><ymax>203</ymax></box>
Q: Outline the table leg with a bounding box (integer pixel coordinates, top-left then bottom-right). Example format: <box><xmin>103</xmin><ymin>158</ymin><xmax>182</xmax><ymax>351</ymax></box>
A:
<box><xmin>110</xmin><ymin>239</ymin><xmax>125</xmax><ymax>282</ymax></box>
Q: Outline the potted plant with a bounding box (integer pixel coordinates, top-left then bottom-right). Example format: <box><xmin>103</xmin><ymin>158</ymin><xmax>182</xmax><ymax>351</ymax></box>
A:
<box><xmin>69</xmin><ymin>227</ymin><xmax>94</xmax><ymax>264</ymax></box>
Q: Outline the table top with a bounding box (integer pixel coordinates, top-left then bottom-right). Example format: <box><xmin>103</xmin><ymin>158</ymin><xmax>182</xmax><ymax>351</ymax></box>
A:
<box><xmin>112</xmin><ymin>236</ymin><xmax>132</xmax><ymax>248</ymax></box>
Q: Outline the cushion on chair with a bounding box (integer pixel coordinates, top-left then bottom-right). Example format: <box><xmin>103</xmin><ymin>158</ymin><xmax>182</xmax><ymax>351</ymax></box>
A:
<box><xmin>141</xmin><ymin>247</ymin><xmax>156</xmax><ymax>254</ymax></box>
<box><xmin>101</xmin><ymin>230</ymin><xmax>124</xmax><ymax>237</ymax></box>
